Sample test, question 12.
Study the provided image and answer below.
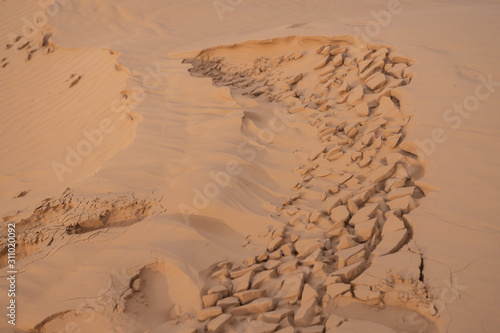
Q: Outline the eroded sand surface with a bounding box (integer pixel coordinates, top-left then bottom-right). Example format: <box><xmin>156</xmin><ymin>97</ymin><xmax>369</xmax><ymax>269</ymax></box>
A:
<box><xmin>1</xmin><ymin>1</ymin><xmax>500</xmax><ymax>333</ymax></box>
<box><xmin>177</xmin><ymin>37</ymin><xmax>435</xmax><ymax>333</ymax></box>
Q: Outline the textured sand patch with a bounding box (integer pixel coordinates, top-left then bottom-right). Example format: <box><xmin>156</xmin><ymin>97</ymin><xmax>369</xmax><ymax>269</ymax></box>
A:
<box><xmin>170</xmin><ymin>35</ymin><xmax>434</xmax><ymax>333</ymax></box>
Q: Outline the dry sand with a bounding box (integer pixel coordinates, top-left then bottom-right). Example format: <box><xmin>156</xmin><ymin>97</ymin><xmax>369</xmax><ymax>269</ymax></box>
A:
<box><xmin>1</xmin><ymin>0</ymin><xmax>499</xmax><ymax>332</ymax></box>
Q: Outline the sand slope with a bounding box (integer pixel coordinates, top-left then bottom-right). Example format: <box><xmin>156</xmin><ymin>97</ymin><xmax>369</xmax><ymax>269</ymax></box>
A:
<box><xmin>0</xmin><ymin>0</ymin><xmax>140</xmax><ymax>218</ymax></box>
<box><xmin>1</xmin><ymin>0</ymin><xmax>499</xmax><ymax>332</ymax></box>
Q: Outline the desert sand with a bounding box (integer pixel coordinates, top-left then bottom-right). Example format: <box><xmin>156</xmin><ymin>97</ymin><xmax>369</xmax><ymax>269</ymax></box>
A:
<box><xmin>1</xmin><ymin>0</ymin><xmax>499</xmax><ymax>332</ymax></box>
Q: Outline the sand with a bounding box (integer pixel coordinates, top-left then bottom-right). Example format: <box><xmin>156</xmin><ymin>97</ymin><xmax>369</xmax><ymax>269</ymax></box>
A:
<box><xmin>1</xmin><ymin>0</ymin><xmax>499</xmax><ymax>332</ymax></box>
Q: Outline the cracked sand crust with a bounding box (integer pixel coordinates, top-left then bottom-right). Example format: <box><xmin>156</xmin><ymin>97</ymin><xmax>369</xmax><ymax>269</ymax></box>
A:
<box><xmin>177</xmin><ymin>36</ymin><xmax>433</xmax><ymax>332</ymax></box>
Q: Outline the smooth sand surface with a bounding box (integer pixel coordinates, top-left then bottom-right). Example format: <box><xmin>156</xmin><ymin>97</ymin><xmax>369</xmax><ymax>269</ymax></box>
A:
<box><xmin>1</xmin><ymin>1</ymin><xmax>499</xmax><ymax>332</ymax></box>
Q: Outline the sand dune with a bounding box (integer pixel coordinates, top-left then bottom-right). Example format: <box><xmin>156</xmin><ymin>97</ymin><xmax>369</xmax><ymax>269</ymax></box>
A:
<box><xmin>0</xmin><ymin>0</ymin><xmax>141</xmax><ymax>222</ymax></box>
<box><xmin>1</xmin><ymin>0</ymin><xmax>500</xmax><ymax>332</ymax></box>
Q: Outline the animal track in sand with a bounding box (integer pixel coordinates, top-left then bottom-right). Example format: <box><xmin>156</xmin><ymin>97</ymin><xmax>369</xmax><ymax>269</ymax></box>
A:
<box><xmin>178</xmin><ymin>36</ymin><xmax>437</xmax><ymax>332</ymax></box>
